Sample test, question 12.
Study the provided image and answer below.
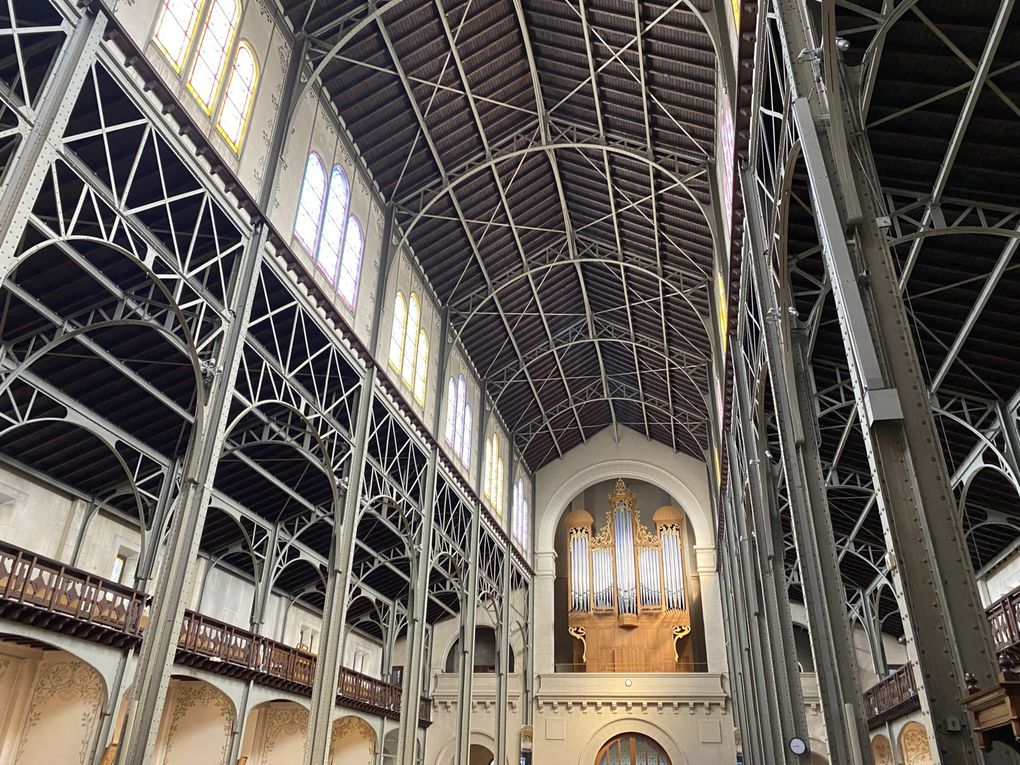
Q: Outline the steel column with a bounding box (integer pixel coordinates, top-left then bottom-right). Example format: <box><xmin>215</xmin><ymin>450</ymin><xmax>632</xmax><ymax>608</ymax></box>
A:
<box><xmin>778</xmin><ymin>0</ymin><xmax>1006</xmax><ymax>759</ymax></box>
<box><xmin>116</xmin><ymin>219</ymin><xmax>270</xmax><ymax>765</ymax></box>
<box><xmin>455</xmin><ymin>400</ymin><xmax>488</xmax><ymax>765</ymax></box>
<box><xmin>303</xmin><ymin>365</ymin><xmax>376</xmax><ymax>765</ymax></box>
<box><xmin>728</xmin><ymin>438</ymin><xmax>785</xmax><ymax>763</ymax></box>
<box><xmin>396</xmin><ymin>308</ymin><xmax>451</xmax><ymax>765</ymax></box>
<box><xmin>743</xmin><ymin>152</ymin><xmax>872</xmax><ymax>764</ymax></box>
<box><xmin>494</xmin><ymin>452</ymin><xmax>516</xmax><ymax>765</ymax></box>
<box><xmin>722</xmin><ymin>487</ymin><xmax>770</xmax><ymax>764</ymax></box>
<box><xmin>0</xmin><ymin>9</ymin><xmax>106</xmax><ymax>278</ymax></box>
<box><xmin>732</xmin><ymin>333</ymin><xmax>809</xmax><ymax>759</ymax></box>
<box><xmin>720</xmin><ymin>530</ymin><xmax>758</xmax><ymax>765</ymax></box>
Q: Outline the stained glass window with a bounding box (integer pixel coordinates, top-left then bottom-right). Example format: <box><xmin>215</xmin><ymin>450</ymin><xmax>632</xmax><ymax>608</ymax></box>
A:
<box><xmin>187</xmin><ymin>0</ymin><xmax>239</xmax><ymax>112</ymax></box>
<box><xmin>216</xmin><ymin>41</ymin><xmax>257</xmax><ymax>150</ymax></box>
<box><xmin>338</xmin><ymin>216</ymin><xmax>363</xmax><ymax>308</ymax></box>
<box><xmin>316</xmin><ymin>167</ymin><xmax>350</xmax><ymax>282</ymax></box>
<box><xmin>153</xmin><ymin>0</ymin><xmax>205</xmax><ymax>71</ymax></box>
<box><xmin>294</xmin><ymin>154</ymin><xmax>326</xmax><ymax>254</ymax></box>
<box><xmin>389</xmin><ymin>291</ymin><xmax>407</xmax><ymax>372</ymax></box>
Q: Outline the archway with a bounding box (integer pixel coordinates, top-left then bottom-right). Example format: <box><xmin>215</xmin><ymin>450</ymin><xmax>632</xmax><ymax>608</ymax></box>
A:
<box><xmin>0</xmin><ymin>635</ymin><xmax>106</xmax><ymax>765</ymax></box>
<box><xmin>152</xmin><ymin>676</ymin><xmax>234</xmax><ymax>765</ymax></box>
<box><xmin>330</xmin><ymin>715</ymin><xmax>376</xmax><ymax>764</ymax></box>
<box><xmin>595</xmin><ymin>733</ymin><xmax>670</xmax><ymax>765</ymax></box>
<box><xmin>552</xmin><ymin>478</ymin><xmax>706</xmax><ymax>672</ymax></box>
<box><xmin>898</xmin><ymin>722</ymin><xmax>933</xmax><ymax>765</ymax></box>
<box><xmin>444</xmin><ymin>626</ymin><xmax>515</xmax><ymax>673</ymax></box>
<box><xmin>237</xmin><ymin>700</ymin><xmax>308</xmax><ymax>764</ymax></box>
<box><xmin>871</xmin><ymin>733</ymin><xmax>894</xmax><ymax>765</ymax></box>
<box><xmin>468</xmin><ymin>743</ymin><xmax>495</xmax><ymax>765</ymax></box>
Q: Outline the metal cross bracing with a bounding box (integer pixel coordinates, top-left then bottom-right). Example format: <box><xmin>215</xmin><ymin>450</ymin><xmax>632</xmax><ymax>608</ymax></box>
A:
<box><xmin>725</xmin><ymin>1</ymin><xmax>1020</xmax><ymax>762</ymax></box>
<box><xmin>734</xmin><ymin>0</ymin><xmax>1020</xmax><ymax>641</ymax></box>
<box><xmin>277</xmin><ymin>0</ymin><xmax>723</xmax><ymax>470</ymax></box>
<box><xmin>0</xmin><ymin>5</ymin><xmax>534</xmax><ymax>761</ymax></box>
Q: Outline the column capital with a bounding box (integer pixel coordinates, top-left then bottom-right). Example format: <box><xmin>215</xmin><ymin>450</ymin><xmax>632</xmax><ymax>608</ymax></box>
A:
<box><xmin>533</xmin><ymin>550</ymin><xmax>557</xmax><ymax>576</ymax></box>
<box><xmin>693</xmin><ymin>545</ymin><xmax>717</xmax><ymax>573</ymax></box>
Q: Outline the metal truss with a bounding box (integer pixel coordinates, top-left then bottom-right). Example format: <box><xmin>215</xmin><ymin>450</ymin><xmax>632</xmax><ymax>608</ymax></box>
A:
<box><xmin>281</xmin><ymin>0</ymin><xmax>722</xmax><ymax>466</ymax></box>
<box><xmin>0</xmin><ymin>6</ymin><xmax>535</xmax><ymax>765</ymax></box>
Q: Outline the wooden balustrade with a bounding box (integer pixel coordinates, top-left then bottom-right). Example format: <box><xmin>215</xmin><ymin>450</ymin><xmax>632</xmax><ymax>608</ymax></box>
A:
<box><xmin>863</xmin><ymin>663</ymin><xmax>920</xmax><ymax>728</ymax></box>
<box><xmin>0</xmin><ymin>540</ymin><xmax>146</xmax><ymax>647</ymax></box>
<box><xmin>0</xmin><ymin>541</ymin><xmax>430</xmax><ymax>725</ymax></box>
<box><xmin>986</xmin><ymin>588</ymin><xmax>1020</xmax><ymax>668</ymax></box>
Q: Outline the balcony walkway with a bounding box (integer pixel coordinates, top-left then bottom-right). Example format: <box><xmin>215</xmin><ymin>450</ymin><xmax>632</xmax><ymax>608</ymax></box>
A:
<box><xmin>0</xmin><ymin>540</ymin><xmax>430</xmax><ymax>726</ymax></box>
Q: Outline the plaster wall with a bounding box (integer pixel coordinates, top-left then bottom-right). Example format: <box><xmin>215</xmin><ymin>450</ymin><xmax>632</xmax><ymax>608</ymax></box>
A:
<box><xmin>239</xmin><ymin>701</ymin><xmax>308</xmax><ymax>765</ymax></box>
<box><xmin>152</xmin><ymin>678</ymin><xmax>235</xmax><ymax>765</ymax></box>
<box><xmin>330</xmin><ymin>716</ymin><xmax>378</xmax><ymax>765</ymax></box>
<box><xmin>525</xmin><ymin>427</ymin><xmax>736</xmax><ymax>764</ymax></box>
<box><xmin>0</xmin><ymin>643</ymin><xmax>105</xmax><ymax>765</ymax></box>
<box><xmin>981</xmin><ymin>546</ymin><xmax>1020</xmax><ymax>605</ymax></box>
<box><xmin>0</xmin><ymin>468</ymin><xmax>81</xmax><ymax>561</ymax></box>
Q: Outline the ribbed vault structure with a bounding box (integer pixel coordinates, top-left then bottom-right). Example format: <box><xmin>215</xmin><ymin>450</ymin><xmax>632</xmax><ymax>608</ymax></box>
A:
<box><xmin>279</xmin><ymin>0</ymin><xmax>723</xmax><ymax>468</ymax></box>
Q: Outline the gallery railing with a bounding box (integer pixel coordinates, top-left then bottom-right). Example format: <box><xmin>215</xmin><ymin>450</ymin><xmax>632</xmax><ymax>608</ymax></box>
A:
<box><xmin>863</xmin><ymin>663</ymin><xmax>920</xmax><ymax>728</ymax></box>
<box><xmin>0</xmin><ymin>540</ymin><xmax>430</xmax><ymax>725</ymax></box>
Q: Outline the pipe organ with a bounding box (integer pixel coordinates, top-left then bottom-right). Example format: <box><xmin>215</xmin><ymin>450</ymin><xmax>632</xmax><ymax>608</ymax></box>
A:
<box><xmin>564</xmin><ymin>479</ymin><xmax>693</xmax><ymax>672</ymax></box>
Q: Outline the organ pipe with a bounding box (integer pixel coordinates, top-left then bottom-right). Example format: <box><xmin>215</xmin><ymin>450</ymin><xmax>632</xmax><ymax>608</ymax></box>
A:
<box><xmin>564</xmin><ymin>481</ymin><xmax>687</xmax><ymax>616</ymax></box>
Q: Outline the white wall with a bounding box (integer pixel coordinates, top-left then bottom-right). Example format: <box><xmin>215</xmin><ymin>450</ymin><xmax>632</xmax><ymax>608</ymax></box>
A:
<box><xmin>0</xmin><ymin>641</ymin><xmax>106</xmax><ymax>765</ymax></box>
<box><xmin>524</xmin><ymin>426</ymin><xmax>736</xmax><ymax>764</ymax></box>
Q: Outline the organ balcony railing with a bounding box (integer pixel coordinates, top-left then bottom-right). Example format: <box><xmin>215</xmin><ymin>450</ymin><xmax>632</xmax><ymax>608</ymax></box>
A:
<box><xmin>0</xmin><ymin>540</ymin><xmax>431</xmax><ymax>726</ymax></box>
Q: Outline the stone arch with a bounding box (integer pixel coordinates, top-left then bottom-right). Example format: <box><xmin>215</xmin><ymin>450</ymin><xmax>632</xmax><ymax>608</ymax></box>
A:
<box><xmin>871</xmin><ymin>733</ymin><xmax>894</xmax><ymax>765</ymax></box>
<box><xmin>443</xmin><ymin>625</ymin><xmax>515</xmax><ymax>673</ymax></box>
<box><xmin>897</xmin><ymin>722</ymin><xmax>933</xmax><ymax>765</ymax></box>
<box><xmin>0</xmin><ymin>634</ymin><xmax>107</xmax><ymax>765</ymax></box>
<box><xmin>578</xmin><ymin>719</ymin><xmax>688</xmax><ymax>765</ymax></box>
<box><xmin>330</xmin><ymin>714</ymin><xmax>376</xmax><ymax>765</ymax></box>
<box><xmin>537</xmin><ymin>458</ymin><xmax>712</xmax><ymax>555</ymax></box>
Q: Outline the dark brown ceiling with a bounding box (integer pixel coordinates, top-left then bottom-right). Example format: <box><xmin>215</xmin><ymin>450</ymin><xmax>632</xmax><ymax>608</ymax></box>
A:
<box><xmin>278</xmin><ymin>0</ymin><xmax>720</xmax><ymax>470</ymax></box>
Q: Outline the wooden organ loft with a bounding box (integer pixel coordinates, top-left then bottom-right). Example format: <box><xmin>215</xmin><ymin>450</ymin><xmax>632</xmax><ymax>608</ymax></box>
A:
<box><xmin>564</xmin><ymin>479</ymin><xmax>693</xmax><ymax>672</ymax></box>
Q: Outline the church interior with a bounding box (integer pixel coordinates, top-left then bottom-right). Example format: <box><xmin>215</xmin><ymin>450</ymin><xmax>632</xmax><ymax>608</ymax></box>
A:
<box><xmin>0</xmin><ymin>0</ymin><xmax>1016</xmax><ymax>763</ymax></box>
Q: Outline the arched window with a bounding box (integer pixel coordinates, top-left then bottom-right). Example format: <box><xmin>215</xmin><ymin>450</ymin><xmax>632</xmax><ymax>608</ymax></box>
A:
<box><xmin>461</xmin><ymin>404</ymin><xmax>472</xmax><ymax>468</ymax></box>
<box><xmin>389</xmin><ymin>291</ymin><xmax>429</xmax><ymax>408</ymax></box>
<box><xmin>389</xmin><ymin>291</ymin><xmax>407</xmax><ymax>372</ymax></box>
<box><xmin>401</xmin><ymin>294</ymin><xmax>420</xmax><ymax>387</ymax></box>
<box><xmin>316</xmin><ymin>167</ymin><xmax>350</xmax><ymax>282</ymax></box>
<box><xmin>412</xmin><ymin>330</ymin><xmax>428</xmax><ymax>406</ymax></box>
<box><xmin>496</xmin><ymin>457</ymin><xmax>506</xmax><ymax>516</ymax></box>
<box><xmin>483</xmin><ymin>434</ymin><xmax>497</xmax><ymax>501</ymax></box>
<box><xmin>216</xmin><ymin>41</ymin><xmax>258</xmax><ymax>150</ymax></box>
<box><xmin>446</xmin><ymin>375</ymin><xmax>472</xmax><ymax>468</ymax></box>
<box><xmin>483</xmin><ymin>433</ymin><xmax>504</xmax><ymax>513</ymax></box>
<box><xmin>154</xmin><ymin>0</ymin><xmax>205</xmax><ymax>71</ymax></box>
<box><xmin>187</xmin><ymin>0</ymin><xmax>240</xmax><ymax>113</ymax></box>
<box><xmin>445</xmin><ymin>378</ymin><xmax>457</xmax><ymax>445</ymax></box>
<box><xmin>595</xmin><ymin>733</ymin><xmax>670</xmax><ymax>765</ymax></box>
<box><xmin>294</xmin><ymin>154</ymin><xmax>326</xmax><ymax>254</ymax></box>
<box><xmin>338</xmin><ymin>216</ymin><xmax>363</xmax><ymax>308</ymax></box>
<box><xmin>454</xmin><ymin>375</ymin><xmax>467</xmax><ymax>456</ymax></box>
<box><xmin>513</xmin><ymin>479</ymin><xmax>529</xmax><ymax>551</ymax></box>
